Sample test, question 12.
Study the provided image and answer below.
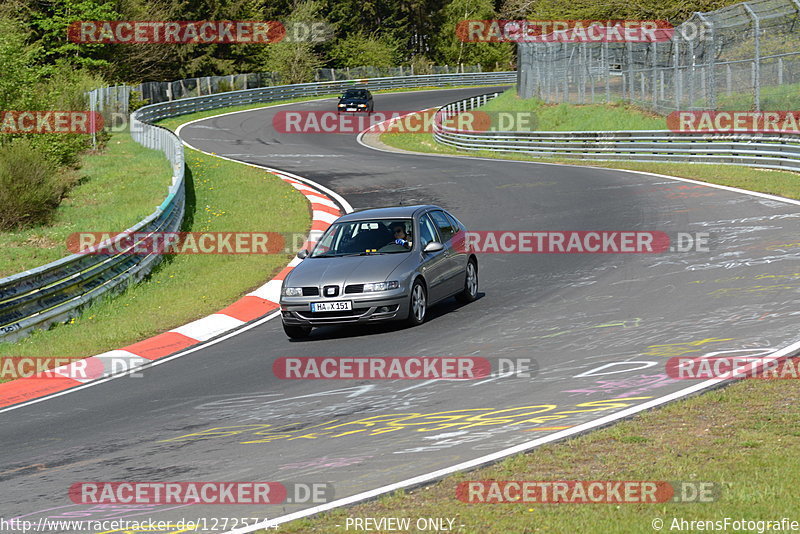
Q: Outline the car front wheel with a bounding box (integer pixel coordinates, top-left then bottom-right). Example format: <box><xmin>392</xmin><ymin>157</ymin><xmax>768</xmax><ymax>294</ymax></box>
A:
<box><xmin>283</xmin><ymin>323</ymin><xmax>311</xmax><ymax>339</ymax></box>
<box><xmin>406</xmin><ymin>280</ymin><xmax>427</xmax><ymax>326</ymax></box>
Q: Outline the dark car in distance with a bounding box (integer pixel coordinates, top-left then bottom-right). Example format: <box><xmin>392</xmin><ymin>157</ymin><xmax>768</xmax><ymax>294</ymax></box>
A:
<box><xmin>337</xmin><ymin>88</ymin><xmax>374</xmax><ymax>113</ymax></box>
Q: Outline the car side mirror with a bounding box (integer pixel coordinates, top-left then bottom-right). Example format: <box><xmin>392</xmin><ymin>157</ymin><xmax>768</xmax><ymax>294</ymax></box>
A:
<box><xmin>423</xmin><ymin>242</ymin><xmax>444</xmax><ymax>253</ymax></box>
<box><xmin>296</xmin><ymin>249</ymin><xmax>309</xmax><ymax>259</ymax></box>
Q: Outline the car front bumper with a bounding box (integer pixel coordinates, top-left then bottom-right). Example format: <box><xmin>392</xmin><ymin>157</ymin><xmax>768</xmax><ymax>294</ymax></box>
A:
<box><xmin>280</xmin><ymin>293</ymin><xmax>409</xmax><ymax>326</ymax></box>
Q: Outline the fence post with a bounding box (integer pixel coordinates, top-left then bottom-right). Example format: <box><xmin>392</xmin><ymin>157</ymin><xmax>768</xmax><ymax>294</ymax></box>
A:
<box><xmin>743</xmin><ymin>3</ymin><xmax>761</xmax><ymax>112</ymax></box>
<box><xmin>626</xmin><ymin>40</ymin><xmax>634</xmax><ymax>102</ymax></box>
<box><xmin>563</xmin><ymin>45</ymin><xmax>569</xmax><ymax>103</ymax></box>
<box><xmin>687</xmin><ymin>38</ymin><xmax>695</xmax><ymax>109</ymax></box>
<box><xmin>695</xmin><ymin>13</ymin><xmax>716</xmax><ymax>110</ymax></box>
<box><xmin>673</xmin><ymin>34</ymin><xmax>682</xmax><ymax>110</ymax></box>
<box><xmin>89</xmin><ymin>89</ymin><xmax>97</xmax><ymax>149</ymax></box>
<box><xmin>651</xmin><ymin>40</ymin><xmax>658</xmax><ymax>108</ymax></box>
<box><xmin>603</xmin><ymin>41</ymin><xmax>610</xmax><ymax>103</ymax></box>
<box><xmin>726</xmin><ymin>64</ymin><xmax>732</xmax><ymax>95</ymax></box>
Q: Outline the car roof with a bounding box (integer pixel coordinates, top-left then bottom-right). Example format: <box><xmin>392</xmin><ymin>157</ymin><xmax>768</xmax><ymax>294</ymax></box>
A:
<box><xmin>335</xmin><ymin>205</ymin><xmax>442</xmax><ymax>222</ymax></box>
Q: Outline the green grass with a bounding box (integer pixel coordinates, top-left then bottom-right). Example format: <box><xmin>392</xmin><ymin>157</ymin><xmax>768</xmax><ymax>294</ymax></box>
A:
<box><xmin>269</xmin><ymin>380</ymin><xmax>800</xmax><ymax>533</ymax></box>
<box><xmin>0</xmin><ymin>133</ymin><xmax>171</xmax><ymax>277</ymax></box>
<box><xmin>475</xmin><ymin>90</ymin><xmax>667</xmax><ymax>131</ymax></box>
<box><xmin>0</xmin><ymin>134</ymin><xmax>308</xmax><ymax>370</ymax></box>
<box><xmin>717</xmin><ymin>81</ymin><xmax>800</xmax><ymax>111</ymax></box>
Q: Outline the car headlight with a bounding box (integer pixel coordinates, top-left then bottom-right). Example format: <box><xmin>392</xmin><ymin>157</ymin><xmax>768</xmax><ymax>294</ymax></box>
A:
<box><xmin>338</xmin><ymin>104</ymin><xmax>345</xmax><ymax>107</ymax></box>
<box><xmin>363</xmin><ymin>281</ymin><xmax>399</xmax><ymax>292</ymax></box>
<box><xmin>357</xmin><ymin>103</ymin><xmax>367</xmax><ymax>107</ymax></box>
<box><xmin>282</xmin><ymin>286</ymin><xmax>303</xmax><ymax>297</ymax></box>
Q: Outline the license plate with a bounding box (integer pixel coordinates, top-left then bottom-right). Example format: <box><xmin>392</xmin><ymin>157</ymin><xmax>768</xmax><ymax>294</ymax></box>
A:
<box><xmin>346</xmin><ymin>107</ymin><xmax>357</xmax><ymax>111</ymax></box>
<box><xmin>311</xmin><ymin>301</ymin><xmax>352</xmax><ymax>312</ymax></box>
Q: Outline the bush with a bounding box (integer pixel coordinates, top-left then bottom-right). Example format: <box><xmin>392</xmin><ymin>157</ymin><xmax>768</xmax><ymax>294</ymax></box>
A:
<box><xmin>0</xmin><ymin>139</ymin><xmax>70</xmax><ymax>230</ymax></box>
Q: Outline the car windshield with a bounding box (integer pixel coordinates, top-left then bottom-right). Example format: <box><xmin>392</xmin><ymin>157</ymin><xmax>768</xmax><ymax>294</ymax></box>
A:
<box><xmin>311</xmin><ymin>218</ymin><xmax>413</xmax><ymax>257</ymax></box>
<box><xmin>342</xmin><ymin>90</ymin><xmax>368</xmax><ymax>99</ymax></box>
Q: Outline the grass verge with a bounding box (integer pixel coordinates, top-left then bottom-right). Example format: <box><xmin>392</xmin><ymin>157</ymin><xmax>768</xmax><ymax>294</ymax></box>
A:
<box><xmin>476</xmin><ymin>90</ymin><xmax>667</xmax><ymax>131</ymax></box>
<box><xmin>0</xmin><ymin>133</ymin><xmax>171</xmax><ymax>277</ymax></box>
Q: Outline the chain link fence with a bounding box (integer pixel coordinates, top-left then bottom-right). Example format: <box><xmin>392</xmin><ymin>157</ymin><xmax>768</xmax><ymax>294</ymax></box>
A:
<box><xmin>517</xmin><ymin>0</ymin><xmax>800</xmax><ymax>113</ymax></box>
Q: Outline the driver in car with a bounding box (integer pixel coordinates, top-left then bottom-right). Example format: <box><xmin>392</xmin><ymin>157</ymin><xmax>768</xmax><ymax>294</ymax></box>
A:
<box><xmin>391</xmin><ymin>222</ymin><xmax>412</xmax><ymax>248</ymax></box>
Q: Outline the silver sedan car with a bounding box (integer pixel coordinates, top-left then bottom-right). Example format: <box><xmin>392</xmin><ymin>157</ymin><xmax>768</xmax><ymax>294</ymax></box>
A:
<box><xmin>279</xmin><ymin>205</ymin><xmax>478</xmax><ymax>339</ymax></box>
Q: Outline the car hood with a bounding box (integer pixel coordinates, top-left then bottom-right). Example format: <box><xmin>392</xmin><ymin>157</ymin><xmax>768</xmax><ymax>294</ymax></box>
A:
<box><xmin>339</xmin><ymin>98</ymin><xmax>368</xmax><ymax>105</ymax></box>
<box><xmin>286</xmin><ymin>254</ymin><xmax>410</xmax><ymax>287</ymax></box>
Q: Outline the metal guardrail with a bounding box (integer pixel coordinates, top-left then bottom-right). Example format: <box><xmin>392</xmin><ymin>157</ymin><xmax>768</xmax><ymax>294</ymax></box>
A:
<box><xmin>433</xmin><ymin>93</ymin><xmax>800</xmax><ymax>172</ymax></box>
<box><xmin>0</xmin><ymin>72</ymin><xmax>514</xmax><ymax>342</ymax></box>
<box><xmin>133</xmin><ymin>72</ymin><xmax>516</xmax><ymax>122</ymax></box>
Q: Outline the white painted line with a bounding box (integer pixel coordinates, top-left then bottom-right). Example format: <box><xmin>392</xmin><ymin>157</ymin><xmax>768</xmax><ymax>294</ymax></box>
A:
<box><xmin>313</xmin><ymin>210</ymin><xmax>340</xmax><ymax>224</ymax></box>
<box><xmin>248</xmin><ymin>279</ymin><xmax>283</xmax><ymax>302</ymax></box>
<box><xmin>305</xmin><ymin>195</ymin><xmax>340</xmax><ymax>210</ymax></box>
<box><xmin>170</xmin><ymin>314</ymin><xmax>245</xmax><ymax>342</ymax></box>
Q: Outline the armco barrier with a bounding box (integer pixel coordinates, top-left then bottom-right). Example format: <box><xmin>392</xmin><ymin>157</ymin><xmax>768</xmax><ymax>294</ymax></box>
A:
<box><xmin>0</xmin><ymin>72</ymin><xmax>515</xmax><ymax>342</ymax></box>
<box><xmin>132</xmin><ymin>72</ymin><xmax>515</xmax><ymax>122</ymax></box>
<box><xmin>433</xmin><ymin>93</ymin><xmax>800</xmax><ymax>172</ymax></box>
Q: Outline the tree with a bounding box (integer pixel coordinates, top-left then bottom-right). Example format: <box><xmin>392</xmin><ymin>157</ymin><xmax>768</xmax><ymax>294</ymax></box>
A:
<box><xmin>329</xmin><ymin>32</ymin><xmax>399</xmax><ymax>68</ymax></box>
<box><xmin>262</xmin><ymin>1</ymin><xmax>326</xmax><ymax>83</ymax></box>
<box><xmin>433</xmin><ymin>0</ymin><xmax>513</xmax><ymax>69</ymax></box>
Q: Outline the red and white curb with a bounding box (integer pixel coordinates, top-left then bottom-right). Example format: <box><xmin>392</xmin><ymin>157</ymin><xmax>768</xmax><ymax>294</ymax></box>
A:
<box><xmin>0</xmin><ymin>170</ymin><xmax>348</xmax><ymax>409</ymax></box>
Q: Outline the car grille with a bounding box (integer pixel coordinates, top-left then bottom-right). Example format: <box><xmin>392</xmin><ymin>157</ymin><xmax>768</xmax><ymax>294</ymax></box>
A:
<box><xmin>302</xmin><ymin>287</ymin><xmax>319</xmax><ymax>296</ymax></box>
<box><xmin>344</xmin><ymin>284</ymin><xmax>363</xmax><ymax>294</ymax></box>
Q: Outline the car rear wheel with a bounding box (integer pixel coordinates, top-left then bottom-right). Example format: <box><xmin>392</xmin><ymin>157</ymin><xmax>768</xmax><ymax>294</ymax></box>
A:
<box><xmin>283</xmin><ymin>323</ymin><xmax>311</xmax><ymax>339</ymax></box>
<box><xmin>456</xmin><ymin>259</ymin><xmax>478</xmax><ymax>303</ymax></box>
<box><xmin>406</xmin><ymin>280</ymin><xmax>427</xmax><ymax>326</ymax></box>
